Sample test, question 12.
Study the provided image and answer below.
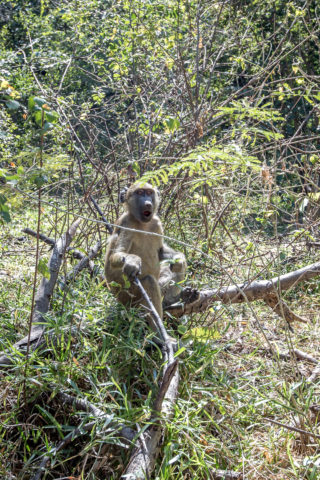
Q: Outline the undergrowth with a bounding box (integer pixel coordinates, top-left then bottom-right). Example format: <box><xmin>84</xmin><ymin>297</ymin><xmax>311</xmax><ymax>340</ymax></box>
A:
<box><xmin>1</xmin><ymin>198</ymin><xmax>320</xmax><ymax>480</ymax></box>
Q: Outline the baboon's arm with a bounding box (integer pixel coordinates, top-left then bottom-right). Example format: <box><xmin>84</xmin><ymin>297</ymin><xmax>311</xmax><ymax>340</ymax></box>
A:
<box><xmin>108</xmin><ymin>231</ymin><xmax>135</xmax><ymax>269</ymax></box>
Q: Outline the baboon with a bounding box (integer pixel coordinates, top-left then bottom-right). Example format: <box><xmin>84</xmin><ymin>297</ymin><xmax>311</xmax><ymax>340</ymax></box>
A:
<box><xmin>105</xmin><ymin>182</ymin><xmax>186</xmax><ymax>331</ymax></box>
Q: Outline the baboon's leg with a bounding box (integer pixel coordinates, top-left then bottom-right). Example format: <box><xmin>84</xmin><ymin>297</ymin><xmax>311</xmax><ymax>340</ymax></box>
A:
<box><xmin>159</xmin><ymin>254</ymin><xmax>187</xmax><ymax>307</ymax></box>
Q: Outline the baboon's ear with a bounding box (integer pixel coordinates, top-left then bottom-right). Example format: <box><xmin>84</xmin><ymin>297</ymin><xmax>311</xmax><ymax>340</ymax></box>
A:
<box><xmin>119</xmin><ymin>187</ymin><xmax>129</xmax><ymax>203</ymax></box>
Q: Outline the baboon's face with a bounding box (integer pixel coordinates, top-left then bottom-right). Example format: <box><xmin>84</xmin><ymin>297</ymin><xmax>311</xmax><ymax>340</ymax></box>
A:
<box><xmin>127</xmin><ymin>184</ymin><xmax>159</xmax><ymax>223</ymax></box>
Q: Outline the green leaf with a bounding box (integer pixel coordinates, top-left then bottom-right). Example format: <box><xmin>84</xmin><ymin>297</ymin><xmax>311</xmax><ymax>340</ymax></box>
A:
<box><xmin>0</xmin><ymin>210</ymin><xmax>11</xmax><ymax>223</ymax></box>
<box><xmin>30</xmin><ymin>171</ymin><xmax>48</xmax><ymax>187</ymax></box>
<box><xmin>42</xmin><ymin>121</ymin><xmax>54</xmax><ymax>132</ymax></box>
<box><xmin>177</xmin><ymin>325</ymin><xmax>188</xmax><ymax>335</ymax></box>
<box><xmin>185</xmin><ymin>327</ymin><xmax>221</xmax><ymax>342</ymax></box>
<box><xmin>6</xmin><ymin>100</ymin><xmax>20</xmax><ymax>110</ymax></box>
<box><xmin>37</xmin><ymin>258</ymin><xmax>50</xmax><ymax>279</ymax></box>
<box><xmin>33</xmin><ymin>97</ymin><xmax>47</xmax><ymax>107</ymax></box>
<box><xmin>34</xmin><ymin>110</ymin><xmax>44</xmax><ymax>126</ymax></box>
<box><xmin>0</xmin><ymin>195</ymin><xmax>11</xmax><ymax>223</ymax></box>
<box><xmin>164</xmin><ymin>117</ymin><xmax>180</xmax><ymax>133</ymax></box>
<box><xmin>174</xmin><ymin>346</ymin><xmax>186</xmax><ymax>357</ymax></box>
<box><xmin>28</xmin><ymin>96</ymin><xmax>35</xmax><ymax>110</ymax></box>
<box><xmin>45</xmin><ymin>110</ymin><xmax>59</xmax><ymax>123</ymax></box>
<box><xmin>37</xmin><ymin>406</ymin><xmax>63</xmax><ymax>438</ymax></box>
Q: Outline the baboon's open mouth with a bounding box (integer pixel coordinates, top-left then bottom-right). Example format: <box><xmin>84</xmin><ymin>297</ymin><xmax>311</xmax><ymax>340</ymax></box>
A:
<box><xmin>143</xmin><ymin>211</ymin><xmax>151</xmax><ymax>218</ymax></box>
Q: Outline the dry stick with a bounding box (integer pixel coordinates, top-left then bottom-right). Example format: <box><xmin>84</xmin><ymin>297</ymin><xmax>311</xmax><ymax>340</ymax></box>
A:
<box><xmin>23</xmin><ymin>228</ymin><xmax>102</xmax><ymax>282</ymax></box>
<box><xmin>23</xmin><ymin>227</ymin><xmax>55</xmax><ymax>247</ymax></box>
<box><xmin>266</xmin><ymin>418</ymin><xmax>320</xmax><ymax>440</ymax></box>
<box><xmin>0</xmin><ymin>219</ymin><xmax>82</xmax><ymax>366</ymax></box>
<box><xmin>269</xmin><ymin>347</ymin><xmax>320</xmax><ymax>382</ymax></box>
<box><xmin>308</xmin><ymin>365</ymin><xmax>320</xmax><ymax>383</ymax></box>
<box><xmin>31</xmin><ymin>421</ymin><xmax>96</xmax><ymax>480</ymax></box>
<box><xmin>56</xmin><ymin>391</ymin><xmax>135</xmax><ymax>440</ymax></box>
<box><xmin>292</xmin><ymin>348</ymin><xmax>318</xmax><ymax>365</ymax></box>
<box><xmin>89</xmin><ymin>194</ymin><xmax>113</xmax><ymax>234</ymax></box>
<box><xmin>31</xmin><ymin>421</ymin><xmax>129</xmax><ymax>480</ymax></box>
<box><xmin>166</xmin><ymin>261</ymin><xmax>320</xmax><ymax>318</ymax></box>
<box><xmin>264</xmin><ymin>293</ymin><xmax>308</xmax><ymax>324</ymax></box>
<box><xmin>122</xmin><ymin>278</ymin><xmax>179</xmax><ymax>480</ymax></box>
<box><xmin>23</xmin><ymin>227</ymin><xmax>86</xmax><ymax>260</ymax></box>
<box><xmin>270</xmin><ymin>348</ymin><xmax>318</xmax><ymax>364</ymax></box>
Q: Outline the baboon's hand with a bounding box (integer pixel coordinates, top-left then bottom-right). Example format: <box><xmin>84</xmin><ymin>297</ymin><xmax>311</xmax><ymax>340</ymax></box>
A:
<box><xmin>123</xmin><ymin>254</ymin><xmax>142</xmax><ymax>279</ymax></box>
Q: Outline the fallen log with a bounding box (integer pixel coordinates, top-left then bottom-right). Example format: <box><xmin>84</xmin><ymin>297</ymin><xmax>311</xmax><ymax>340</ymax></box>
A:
<box><xmin>166</xmin><ymin>261</ymin><xmax>320</xmax><ymax>319</ymax></box>
<box><xmin>0</xmin><ymin>219</ymin><xmax>81</xmax><ymax>365</ymax></box>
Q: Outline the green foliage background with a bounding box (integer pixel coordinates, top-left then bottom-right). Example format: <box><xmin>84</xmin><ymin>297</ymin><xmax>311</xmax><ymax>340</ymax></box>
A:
<box><xmin>1</xmin><ymin>1</ymin><xmax>320</xmax><ymax>479</ymax></box>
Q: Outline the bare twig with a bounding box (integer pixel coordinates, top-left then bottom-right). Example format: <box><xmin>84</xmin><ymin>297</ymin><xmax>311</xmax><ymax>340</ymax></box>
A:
<box><xmin>152</xmin><ymin>359</ymin><xmax>178</xmax><ymax>412</ymax></box>
<box><xmin>266</xmin><ymin>418</ymin><xmax>320</xmax><ymax>440</ymax></box>
<box><xmin>210</xmin><ymin>470</ymin><xmax>243</xmax><ymax>480</ymax></box>
<box><xmin>308</xmin><ymin>366</ymin><xmax>320</xmax><ymax>383</ymax></box>
<box><xmin>90</xmin><ymin>194</ymin><xmax>113</xmax><ymax>234</ymax></box>
<box><xmin>23</xmin><ymin>227</ymin><xmax>55</xmax><ymax>247</ymax></box>
<box><xmin>292</xmin><ymin>348</ymin><xmax>318</xmax><ymax>364</ymax></box>
<box><xmin>30</xmin><ymin>390</ymin><xmax>135</xmax><ymax>480</ymax></box>
<box><xmin>264</xmin><ymin>294</ymin><xmax>308</xmax><ymax>324</ymax></box>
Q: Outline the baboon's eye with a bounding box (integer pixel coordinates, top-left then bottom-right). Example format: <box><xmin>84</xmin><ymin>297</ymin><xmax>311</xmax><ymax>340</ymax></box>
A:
<box><xmin>146</xmin><ymin>190</ymin><xmax>153</xmax><ymax>196</ymax></box>
<box><xmin>136</xmin><ymin>189</ymin><xmax>144</xmax><ymax>195</ymax></box>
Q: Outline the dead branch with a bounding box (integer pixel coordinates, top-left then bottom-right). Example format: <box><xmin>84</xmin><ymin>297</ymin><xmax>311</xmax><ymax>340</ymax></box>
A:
<box><xmin>0</xmin><ymin>219</ymin><xmax>81</xmax><ymax>366</ymax></box>
<box><xmin>166</xmin><ymin>261</ymin><xmax>320</xmax><ymax>318</ymax></box>
<box><xmin>292</xmin><ymin>348</ymin><xmax>318</xmax><ymax>364</ymax></box>
<box><xmin>23</xmin><ymin>227</ymin><xmax>86</xmax><ymax>260</ymax></box>
<box><xmin>308</xmin><ymin>366</ymin><xmax>320</xmax><ymax>383</ymax></box>
<box><xmin>23</xmin><ymin>227</ymin><xmax>56</xmax><ymax>246</ymax></box>
<box><xmin>270</xmin><ymin>347</ymin><xmax>318</xmax><ymax>364</ymax></box>
<box><xmin>122</xmin><ymin>278</ymin><xmax>179</xmax><ymax>480</ymax></box>
<box><xmin>153</xmin><ymin>359</ymin><xmax>178</xmax><ymax>412</ymax></box>
<box><xmin>264</xmin><ymin>294</ymin><xmax>308</xmax><ymax>324</ymax></box>
<box><xmin>55</xmin><ymin>390</ymin><xmax>135</xmax><ymax>441</ymax></box>
<box><xmin>31</xmin><ymin>420</ymin><xmax>97</xmax><ymax>480</ymax></box>
<box><xmin>266</xmin><ymin>418</ymin><xmax>320</xmax><ymax>440</ymax></box>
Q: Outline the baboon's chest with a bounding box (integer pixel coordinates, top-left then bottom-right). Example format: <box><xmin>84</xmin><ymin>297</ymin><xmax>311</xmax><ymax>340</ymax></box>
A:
<box><xmin>130</xmin><ymin>235</ymin><xmax>161</xmax><ymax>278</ymax></box>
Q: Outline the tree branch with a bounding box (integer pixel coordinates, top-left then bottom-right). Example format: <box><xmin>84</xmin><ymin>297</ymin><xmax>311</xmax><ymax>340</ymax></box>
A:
<box><xmin>166</xmin><ymin>261</ymin><xmax>320</xmax><ymax>317</ymax></box>
<box><xmin>122</xmin><ymin>278</ymin><xmax>179</xmax><ymax>480</ymax></box>
<box><xmin>23</xmin><ymin>227</ymin><xmax>87</xmax><ymax>260</ymax></box>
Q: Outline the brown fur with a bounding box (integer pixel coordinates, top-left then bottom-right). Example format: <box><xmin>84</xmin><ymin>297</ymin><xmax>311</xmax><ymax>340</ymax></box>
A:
<box><xmin>105</xmin><ymin>183</ymin><xmax>187</xmax><ymax>331</ymax></box>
